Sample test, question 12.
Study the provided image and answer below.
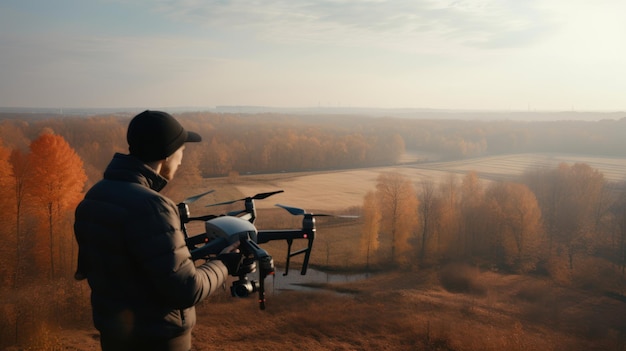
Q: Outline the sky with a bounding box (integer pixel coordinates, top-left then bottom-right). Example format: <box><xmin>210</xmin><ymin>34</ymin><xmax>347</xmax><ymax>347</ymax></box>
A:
<box><xmin>0</xmin><ymin>0</ymin><xmax>625</xmax><ymax>111</ymax></box>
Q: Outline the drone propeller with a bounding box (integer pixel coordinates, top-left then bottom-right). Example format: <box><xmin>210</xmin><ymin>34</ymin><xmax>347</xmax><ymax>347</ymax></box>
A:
<box><xmin>206</xmin><ymin>190</ymin><xmax>284</xmax><ymax>207</ymax></box>
<box><xmin>182</xmin><ymin>190</ymin><xmax>215</xmax><ymax>204</ymax></box>
<box><xmin>274</xmin><ymin>204</ymin><xmax>330</xmax><ymax>217</ymax></box>
<box><xmin>275</xmin><ymin>204</ymin><xmax>358</xmax><ymax>219</ymax></box>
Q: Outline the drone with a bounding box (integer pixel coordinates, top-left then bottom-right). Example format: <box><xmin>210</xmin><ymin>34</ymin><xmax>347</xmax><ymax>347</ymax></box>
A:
<box><xmin>177</xmin><ymin>189</ymin><xmax>347</xmax><ymax>310</ymax></box>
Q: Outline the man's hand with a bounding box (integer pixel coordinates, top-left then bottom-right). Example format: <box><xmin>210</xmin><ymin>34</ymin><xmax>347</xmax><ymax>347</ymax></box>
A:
<box><xmin>217</xmin><ymin>241</ymin><xmax>242</xmax><ymax>275</ymax></box>
<box><xmin>220</xmin><ymin>241</ymin><xmax>240</xmax><ymax>254</ymax></box>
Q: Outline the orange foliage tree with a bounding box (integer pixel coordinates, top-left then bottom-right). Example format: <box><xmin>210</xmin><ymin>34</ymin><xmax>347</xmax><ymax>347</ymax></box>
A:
<box><xmin>8</xmin><ymin>149</ymin><xmax>34</xmax><ymax>286</ymax></box>
<box><xmin>0</xmin><ymin>142</ymin><xmax>17</xmax><ymax>287</ymax></box>
<box><xmin>27</xmin><ymin>131</ymin><xmax>87</xmax><ymax>280</ymax></box>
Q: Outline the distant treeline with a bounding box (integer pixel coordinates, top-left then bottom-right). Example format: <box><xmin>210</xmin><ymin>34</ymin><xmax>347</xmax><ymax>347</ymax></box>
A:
<box><xmin>2</xmin><ymin>112</ymin><xmax>626</xmax><ymax>185</ymax></box>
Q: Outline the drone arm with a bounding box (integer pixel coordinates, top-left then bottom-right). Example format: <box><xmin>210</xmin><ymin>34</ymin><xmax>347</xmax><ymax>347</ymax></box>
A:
<box><xmin>256</xmin><ymin>229</ymin><xmax>307</xmax><ymax>243</ymax></box>
<box><xmin>257</xmin><ymin>229</ymin><xmax>314</xmax><ymax>275</ymax></box>
<box><xmin>189</xmin><ymin>236</ymin><xmax>230</xmax><ymax>261</ymax></box>
<box><xmin>238</xmin><ymin>237</ymin><xmax>275</xmax><ymax>310</ymax></box>
<box><xmin>186</xmin><ymin>233</ymin><xmax>210</xmax><ymax>249</ymax></box>
<box><xmin>188</xmin><ymin>214</ymin><xmax>218</xmax><ymax>222</ymax></box>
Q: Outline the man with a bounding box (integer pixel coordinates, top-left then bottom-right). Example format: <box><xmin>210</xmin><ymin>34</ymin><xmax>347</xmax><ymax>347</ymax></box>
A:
<box><xmin>74</xmin><ymin>110</ymin><xmax>239</xmax><ymax>351</ymax></box>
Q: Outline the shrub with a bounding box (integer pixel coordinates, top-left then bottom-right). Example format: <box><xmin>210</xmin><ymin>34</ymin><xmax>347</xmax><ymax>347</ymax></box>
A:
<box><xmin>438</xmin><ymin>263</ymin><xmax>486</xmax><ymax>295</ymax></box>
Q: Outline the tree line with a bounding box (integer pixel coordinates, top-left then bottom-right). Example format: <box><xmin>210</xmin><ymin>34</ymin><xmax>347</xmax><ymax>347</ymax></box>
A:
<box><xmin>3</xmin><ymin>111</ymin><xmax>626</xmax><ymax>187</ymax></box>
<box><xmin>0</xmin><ymin>112</ymin><xmax>407</xmax><ymax>185</ymax></box>
<box><xmin>360</xmin><ymin>164</ymin><xmax>626</xmax><ymax>288</ymax></box>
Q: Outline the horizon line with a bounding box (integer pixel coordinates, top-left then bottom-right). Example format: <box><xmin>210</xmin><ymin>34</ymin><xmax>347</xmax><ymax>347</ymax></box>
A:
<box><xmin>1</xmin><ymin>105</ymin><xmax>625</xmax><ymax>114</ymax></box>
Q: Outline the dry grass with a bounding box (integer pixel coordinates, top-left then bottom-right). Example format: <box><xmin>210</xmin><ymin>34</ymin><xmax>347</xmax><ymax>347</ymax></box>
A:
<box><xmin>10</xmin><ymin>263</ymin><xmax>626</xmax><ymax>351</ymax></box>
<box><xmin>187</xmin><ymin>266</ymin><xmax>626</xmax><ymax>351</ymax></box>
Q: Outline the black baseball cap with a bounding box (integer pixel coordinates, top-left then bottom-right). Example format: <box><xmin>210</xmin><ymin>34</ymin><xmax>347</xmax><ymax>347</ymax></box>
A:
<box><xmin>127</xmin><ymin>110</ymin><xmax>201</xmax><ymax>162</ymax></box>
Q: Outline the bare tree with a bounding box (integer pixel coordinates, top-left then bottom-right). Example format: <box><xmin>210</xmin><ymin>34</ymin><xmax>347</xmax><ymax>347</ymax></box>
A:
<box><xmin>417</xmin><ymin>179</ymin><xmax>438</xmax><ymax>262</ymax></box>
<box><xmin>610</xmin><ymin>188</ymin><xmax>626</xmax><ymax>274</ymax></box>
<box><xmin>375</xmin><ymin>172</ymin><xmax>418</xmax><ymax>265</ymax></box>
<box><xmin>437</xmin><ymin>173</ymin><xmax>460</xmax><ymax>259</ymax></box>
<box><xmin>459</xmin><ymin>171</ymin><xmax>485</xmax><ymax>258</ymax></box>
<box><xmin>525</xmin><ymin>163</ymin><xmax>605</xmax><ymax>270</ymax></box>
<box><xmin>360</xmin><ymin>191</ymin><xmax>381</xmax><ymax>270</ymax></box>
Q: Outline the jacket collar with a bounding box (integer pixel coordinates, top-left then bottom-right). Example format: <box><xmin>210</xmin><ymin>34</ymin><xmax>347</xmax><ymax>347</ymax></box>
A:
<box><xmin>103</xmin><ymin>153</ymin><xmax>168</xmax><ymax>192</ymax></box>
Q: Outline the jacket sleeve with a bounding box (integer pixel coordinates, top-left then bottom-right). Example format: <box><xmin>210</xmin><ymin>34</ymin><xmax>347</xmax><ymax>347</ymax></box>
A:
<box><xmin>124</xmin><ymin>195</ymin><xmax>229</xmax><ymax>309</ymax></box>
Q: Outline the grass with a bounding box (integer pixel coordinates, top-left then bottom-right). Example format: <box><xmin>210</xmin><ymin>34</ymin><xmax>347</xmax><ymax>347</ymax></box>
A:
<box><xmin>190</xmin><ymin>266</ymin><xmax>626</xmax><ymax>351</ymax></box>
<box><xmin>14</xmin><ymin>267</ymin><xmax>626</xmax><ymax>350</ymax></box>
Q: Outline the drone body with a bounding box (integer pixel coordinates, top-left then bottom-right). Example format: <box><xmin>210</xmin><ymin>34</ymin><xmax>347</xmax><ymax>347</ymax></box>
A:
<box><xmin>179</xmin><ymin>190</ymin><xmax>325</xmax><ymax>310</ymax></box>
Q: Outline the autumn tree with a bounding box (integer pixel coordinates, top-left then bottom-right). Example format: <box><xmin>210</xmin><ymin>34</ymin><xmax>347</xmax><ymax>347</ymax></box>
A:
<box><xmin>62</xmin><ymin>116</ymin><xmax>127</xmax><ymax>182</ymax></box>
<box><xmin>524</xmin><ymin>163</ymin><xmax>605</xmax><ymax>270</ymax></box>
<box><xmin>200</xmin><ymin>137</ymin><xmax>234</xmax><ymax>176</ymax></box>
<box><xmin>436</xmin><ymin>173</ymin><xmax>460</xmax><ymax>259</ymax></box>
<box><xmin>385</xmin><ymin>134</ymin><xmax>406</xmax><ymax>164</ymax></box>
<box><xmin>523</xmin><ymin>166</ymin><xmax>562</xmax><ymax>251</ymax></box>
<box><xmin>563</xmin><ymin>163</ymin><xmax>606</xmax><ymax>270</ymax></box>
<box><xmin>0</xmin><ymin>142</ymin><xmax>17</xmax><ymax>287</ymax></box>
<box><xmin>375</xmin><ymin>171</ymin><xmax>419</xmax><ymax>265</ymax></box>
<box><xmin>27</xmin><ymin>131</ymin><xmax>87</xmax><ymax>279</ymax></box>
<box><xmin>0</xmin><ymin>119</ymin><xmax>30</xmax><ymax>150</ymax></box>
<box><xmin>8</xmin><ymin>149</ymin><xmax>33</xmax><ymax>286</ymax></box>
<box><xmin>342</xmin><ymin>134</ymin><xmax>368</xmax><ymax>166</ymax></box>
<box><xmin>417</xmin><ymin>179</ymin><xmax>439</xmax><ymax>263</ymax></box>
<box><xmin>459</xmin><ymin>171</ymin><xmax>485</xmax><ymax>258</ymax></box>
<box><xmin>165</xmin><ymin>145</ymin><xmax>204</xmax><ymax>200</ymax></box>
<box><xmin>483</xmin><ymin>182</ymin><xmax>544</xmax><ymax>272</ymax></box>
<box><xmin>610</xmin><ymin>188</ymin><xmax>626</xmax><ymax>273</ymax></box>
<box><xmin>360</xmin><ymin>190</ymin><xmax>381</xmax><ymax>270</ymax></box>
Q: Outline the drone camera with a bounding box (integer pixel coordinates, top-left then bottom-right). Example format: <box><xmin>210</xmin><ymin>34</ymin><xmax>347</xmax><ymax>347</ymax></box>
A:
<box><xmin>231</xmin><ymin>277</ymin><xmax>259</xmax><ymax>298</ymax></box>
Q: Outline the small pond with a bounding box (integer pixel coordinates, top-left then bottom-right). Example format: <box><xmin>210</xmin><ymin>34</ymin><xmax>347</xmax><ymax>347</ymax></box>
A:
<box><xmin>263</xmin><ymin>268</ymin><xmax>372</xmax><ymax>294</ymax></box>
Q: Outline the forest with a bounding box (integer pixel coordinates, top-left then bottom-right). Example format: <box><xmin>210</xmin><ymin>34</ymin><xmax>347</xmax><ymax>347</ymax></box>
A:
<box><xmin>1</xmin><ymin>111</ymin><xmax>626</xmax><ymax>349</ymax></box>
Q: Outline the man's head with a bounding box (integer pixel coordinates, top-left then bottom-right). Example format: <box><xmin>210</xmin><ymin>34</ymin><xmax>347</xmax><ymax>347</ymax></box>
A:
<box><xmin>127</xmin><ymin>110</ymin><xmax>201</xmax><ymax>179</ymax></box>
<box><xmin>127</xmin><ymin>110</ymin><xmax>201</xmax><ymax>162</ymax></box>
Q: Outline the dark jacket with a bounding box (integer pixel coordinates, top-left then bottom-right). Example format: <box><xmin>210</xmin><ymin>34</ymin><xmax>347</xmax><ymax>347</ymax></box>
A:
<box><xmin>74</xmin><ymin>153</ymin><xmax>228</xmax><ymax>349</ymax></box>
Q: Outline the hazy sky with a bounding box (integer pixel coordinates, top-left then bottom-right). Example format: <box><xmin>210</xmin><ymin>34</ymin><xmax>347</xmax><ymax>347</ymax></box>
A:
<box><xmin>1</xmin><ymin>0</ymin><xmax>625</xmax><ymax>111</ymax></box>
